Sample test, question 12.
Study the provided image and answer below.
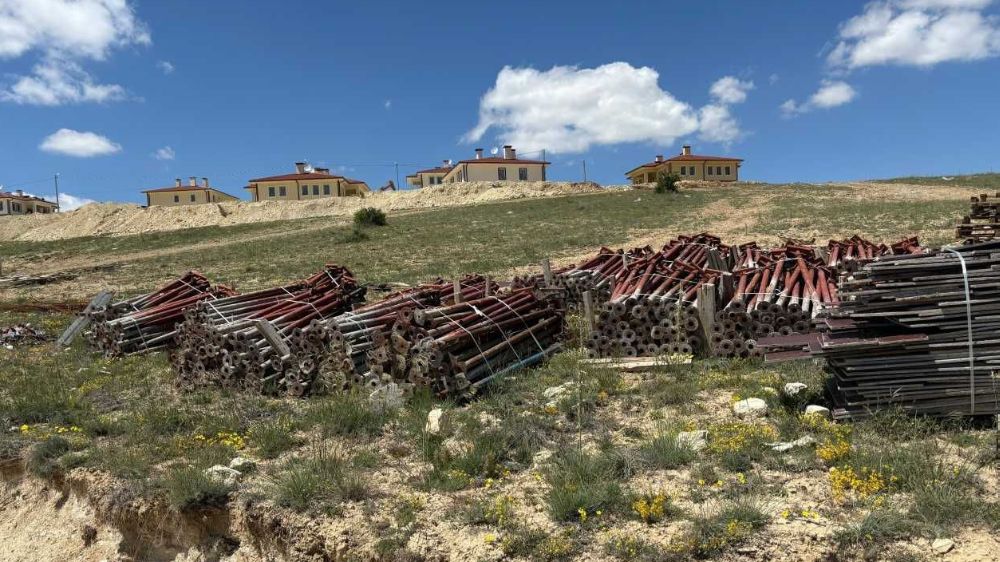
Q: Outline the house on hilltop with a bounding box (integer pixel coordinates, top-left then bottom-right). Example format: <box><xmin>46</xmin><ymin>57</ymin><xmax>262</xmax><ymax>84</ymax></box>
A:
<box><xmin>626</xmin><ymin>145</ymin><xmax>743</xmax><ymax>184</ymax></box>
<box><xmin>244</xmin><ymin>162</ymin><xmax>370</xmax><ymax>201</ymax></box>
<box><xmin>142</xmin><ymin>177</ymin><xmax>241</xmax><ymax>207</ymax></box>
<box><xmin>0</xmin><ymin>190</ymin><xmax>58</xmax><ymax>215</ymax></box>
<box><xmin>406</xmin><ymin>161</ymin><xmax>453</xmax><ymax>188</ymax></box>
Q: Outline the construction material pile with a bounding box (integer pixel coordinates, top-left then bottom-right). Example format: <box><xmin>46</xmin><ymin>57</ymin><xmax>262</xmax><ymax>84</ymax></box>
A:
<box><xmin>361</xmin><ymin>287</ymin><xmax>564</xmax><ymax>398</ymax></box>
<box><xmin>86</xmin><ymin>272</ymin><xmax>236</xmax><ymax>356</ymax></box>
<box><xmin>514</xmin><ymin>248</ymin><xmax>629</xmax><ymax>310</ymax></box>
<box><xmin>170</xmin><ymin>265</ymin><xmax>362</xmax><ymax>393</ymax></box>
<box><xmin>816</xmin><ymin>241</ymin><xmax>1000</xmax><ymax>419</ymax></box>
<box><xmin>1</xmin><ymin>324</ymin><xmax>48</xmax><ymax>347</ymax></box>
<box><xmin>956</xmin><ymin>193</ymin><xmax>1000</xmax><ymax>243</ymax></box>
<box><xmin>825</xmin><ymin>235</ymin><xmax>922</xmax><ymax>271</ymax></box>
<box><xmin>282</xmin><ymin>275</ymin><xmax>499</xmax><ymax>396</ymax></box>
<box><xmin>586</xmin><ymin>234</ymin><xmax>727</xmax><ymax>358</ymax></box>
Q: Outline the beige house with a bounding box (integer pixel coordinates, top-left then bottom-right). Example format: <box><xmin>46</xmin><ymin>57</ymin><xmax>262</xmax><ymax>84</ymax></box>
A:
<box><xmin>441</xmin><ymin>146</ymin><xmax>548</xmax><ymax>183</ymax></box>
<box><xmin>626</xmin><ymin>145</ymin><xmax>743</xmax><ymax>184</ymax></box>
<box><xmin>0</xmin><ymin>190</ymin><xmax>58</xmax><ymax>215</ymax></box>
<box><xmin>244</xmin><ymin>163</ymin><xmax>370</xmax><ymax>202</ymax></box>
<box><xmin>143</xmin><ymin>177</ymin><xmax>241</xmax><ymax>207</ymax></box>
<box><xmin>406</xmin><ymin>161</ymin><xmax>453</xmax><ymax>188</ymax></box>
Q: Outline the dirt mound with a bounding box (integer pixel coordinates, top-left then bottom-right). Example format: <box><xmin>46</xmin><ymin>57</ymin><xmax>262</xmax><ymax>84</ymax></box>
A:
<box><xmin>0</xmin><ymin>181</ymin><xmax>605</xmax><ymax>242</ymax></box>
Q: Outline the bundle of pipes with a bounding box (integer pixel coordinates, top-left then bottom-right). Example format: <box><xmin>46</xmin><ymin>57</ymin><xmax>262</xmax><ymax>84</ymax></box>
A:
<box><xmin>825</xmin><ymin>235</ymin><xmax>922</xmax><ymax>271</ymax></box>
<box><xmin>170</xmin><ymin>265</ymin><xmax>362</xmax><ymax>393</ymax></box>
<box><xmin>813</xmin><ymin>240</ymin><xmax>1000</xmax><ymax>419</ymax></box>
<box><xmin>585</xmin><ymin>234</ymin><xmax>731</xmax><ymax>358</ymax></box>
<box><xmin>284</xmin><ymin>275</ymin><xmax>499</xmax><ymax>396</ymax></box>
<box><xmin>956</xmin><ymin>192</ymin><xmax>1000</xmax><ymax>243</ymax></box>
<box><xmin>86</xmin><ymin>271</ymin><xmax>237</xmax><ymax>357</ymax></box>
<box><xmin>512</xmin><ymin>247</ymin><xmax>644</xmax><ymax>310</ymax></box>
<box><xmin>714</xmin><ymin>252</ymin><xmax>838</xmax><ymax>358</ymax></box>
<box><xmin>357</xmin><ymin>287</ymin><xmax>565</xmax><ymax>398</ymax></box>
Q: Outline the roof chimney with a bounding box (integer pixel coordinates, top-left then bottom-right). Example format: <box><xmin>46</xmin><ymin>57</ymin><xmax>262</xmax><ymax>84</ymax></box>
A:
<box><xmin>175</xmin><ymin>178</ymin><xmax>182</xmax><ymax>187</ymax></box>
<box><xmin>655</xmin><ymin>155</ymin><xmax>664</xmax><ymax>163</ymax></box>
<box><xmin>681</xmin><ymin>145</ymin><xmax>692</xmax><ymax>156</ymax></box>
<box><xmin>201</xmin><ymin>177</ymin><xmax>209</xmax><ymax>188</ymax></box>
<box><xmin>189</xmin><ymin>176</ymin><xmax>197</xmax><ymax>187</ymax></box>
<box><xmin>315</xmin><ymin>167</ymin><xmax>330</xmax><ymax>175</ymax></box>
<box><xmin>15</xmin><ymin>189</ymin><xmax>23</xmax><ymax>196</ymax></box>
<box><xmin>475</xmin><ymin>148</ymin><xmax>484</xmax><ymax>159</ymax></box>
<box><xmin>295</xmin><ymin>161</ymin><xmax>307</xmax><ymax>174</ymax></box>
<box><xmin>442</xmin><ymin>159</ymin><xmax>451</xmax><ymax>168</ymax></box>
<box><xmin>503</xmin><ymin>145</ymin><xmax>514</xmax><ymax>160</ymax></box>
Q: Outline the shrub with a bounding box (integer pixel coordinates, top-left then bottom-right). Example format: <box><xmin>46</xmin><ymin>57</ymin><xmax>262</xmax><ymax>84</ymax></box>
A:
<box><xmin>544</xmin><ymin>447</ymin><xmax>625</xmax><ymax>521</ymax></box>
<box><xmin>654</xmin><ymin>172</ymin><xmax>679</xmax><ymax>194</ymax></box>
<box><xmin>638</xmin><ymin>431</ymin><xmax>696</xmax><ymax>470</ymax></box>
<box><xmin>159</xmin><ymin>465</ymin><xmax>233</xmax><ymax>510</ymax></box>
<box><xmin>27</xmin><ymin>436</ymin><xmax>71</xmax><ymax>477</ymax></box>
<box><xmin>270</xmin><ymin>446</ymin><xmax>367</xmax><ymax>512</ymax></box>
<box><xmin>354</xmin><ymin>207</ymin><xmax>387</xmax><ymax>227</ymax></box>
<box><xmin>339</xmin><ymin>226</ymin><xmax>368</xmax><ymax>243</ymax></box>
<box><xmin>676</xmin><ymin>496</ymin><xmax>769</xmax><ymax>557</ymax></box>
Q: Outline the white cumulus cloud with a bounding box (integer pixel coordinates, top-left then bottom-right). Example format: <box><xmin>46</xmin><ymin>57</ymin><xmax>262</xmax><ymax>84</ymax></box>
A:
<box><xmin>828</xmin><ymin>0</ymin><xmax>1000</xmax><ymax>69</ymax></box>
<box><xmin>39</xmin><ymin>128</ymin><xmax>122</xmax><ymax>157</ymax></box>
<box><xmin>22</xmin><ymin>191</ymin><xmax>96</xmax><ymax>211</ymax></box>
<box><xmin>1</xmin><ymin>57</ymin><xmax>126</xmax><ymax>105</ymax></box>
<box><xmin>153</xmin><ymin>146</ymin><xmax>175</xmax><ymax>160</ymax></box>
<box><xmin>464</xmin><ymin>63</ymin><xmax>750</xmax><ymax>153</ymax></box>
<box><xmin>709</xmin><ymin>76</ymin><xmax>755</xmax><ymax>104</ymax></box>
<box><xmin>781</xmin><ymin>80</ymin><xmax>858</xmax><ymax>116</ymax></box>
<box><xmin>0</xmin><ymin>0</ymin><xmax>148</xmax><ymax>106</ymax></box>
<box><xmin>157</xmin><ymin>60</ymin><xmax>174</xmax><ymax>75</ymax></box>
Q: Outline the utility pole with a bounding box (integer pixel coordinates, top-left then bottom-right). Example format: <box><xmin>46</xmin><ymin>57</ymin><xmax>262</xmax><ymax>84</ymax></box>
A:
<box><xmin>394</xmin><ymin>162</ymin><xmax>400</xmax><ymax>190</ymax></box>
<box><xmin>53</xmin><ymin>173</ymin><xmax>61</xmax><ymax>212</ymax></box>
<box><xmin>582</xmin><ymin>160</ymin><xmax>587</xmax><ymax>182</ymax></box>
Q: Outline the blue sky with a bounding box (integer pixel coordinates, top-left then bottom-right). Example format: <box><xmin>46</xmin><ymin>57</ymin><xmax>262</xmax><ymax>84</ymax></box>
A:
<box><xmin>2</xmin><ymin>0</ymin><xmax>1000</xmax><ymax>207</ymax></box>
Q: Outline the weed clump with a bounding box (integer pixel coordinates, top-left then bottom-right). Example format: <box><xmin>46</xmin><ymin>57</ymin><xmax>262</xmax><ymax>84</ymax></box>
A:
<box><xmin>354</xmin><ymin>207</ymin><xmax>387</xmax><ymax>227</ymax></box>
<box><xmin>544</xmin><ymin>447</ymin><xmax>625</xmax><ymax>521</ymax></box>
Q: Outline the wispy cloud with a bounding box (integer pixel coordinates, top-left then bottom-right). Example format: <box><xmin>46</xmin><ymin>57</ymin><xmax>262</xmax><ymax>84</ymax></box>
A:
<box><xmin>39</xmin><ymin>128</ymin><xmax>122</xmax><ymax>157</ymax></box>
<box><xmin>0</xmin><ymin>0</ymin><xmax>149</xmax><ymax>106</ymax></box>
<box><xmin>152</xmin><ymin>146</ymin><xmax>175</xmax><ymax>160</ymax></box>
<box><xmin>157</xmin><ymin>60</ymin><xmax>175</xmax><ymax>75</ymax></box>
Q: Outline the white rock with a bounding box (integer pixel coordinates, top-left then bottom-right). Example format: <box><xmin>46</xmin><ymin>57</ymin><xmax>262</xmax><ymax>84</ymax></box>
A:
<box><xmin>229</xmin><ymin>457</ymin><xmax>256</xmax><ymax>472</ymax></box>
<box><xmin>931</xmin><ymin>538</ymin><xmax>954</xmax><ymax>554</ymax></box>
<box><xmin>477</xmin><ymin>412</ymin><xmax>501</xmax><ymax>429</ymax></box>
<box><xmin>543</xmin><ymin>382</ymin><xmax>574</xmax><ymax>400</ymax></box>
<box><xmin>425</xmin><ymin>408</ymin><xmax>444</xmax><ymax>435</ymax></box>
<box><xmin>204</xmin><ymin>465</ymin><xmax>241</xmax><ymax>487</ymax></box>
<box><xmin>783</xmin><ymin>382</ymin><xmax>808</xmax><ymax>396</ymax></box>
<box><xmin>771</xmin><ymin>435</ymin><xmax>816</xmax><ymax>452</ymax></box>
<box><xmin>676</xmin><ymin>430</ymin><xmax>708</xmax><ymax>451</ymax></box>
<box><xmin>733</xmin><ymin>398</ymin><xmax>768</xmax><ymax>418</ymax></box>
<box><xmin>804</xmin><ymin>405</ymin><xmax>831</xmax><ymax>418</ymax></box>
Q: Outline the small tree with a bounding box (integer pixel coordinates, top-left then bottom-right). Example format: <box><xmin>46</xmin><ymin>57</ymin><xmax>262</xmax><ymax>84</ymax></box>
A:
<box><xmin>654</xmin><ymin>172</ymin><xmax>680</xmax><ymax>194</ymax></box>
<box><xmin>353</xmin><ymin>207</ymin><xmax>387</xmax><ymax>227</ymax></box>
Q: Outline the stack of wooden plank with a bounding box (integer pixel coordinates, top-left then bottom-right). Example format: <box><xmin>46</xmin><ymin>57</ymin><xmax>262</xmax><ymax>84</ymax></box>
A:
<box><xmin>816</xmin><ymin>240</ymin><xmax>1000</xmax><ymax>419</ymax></box>
<box><xmin>956</xmin><ymin>192</ymin><xmax>1000</xmax><ymax>243</ymax></box>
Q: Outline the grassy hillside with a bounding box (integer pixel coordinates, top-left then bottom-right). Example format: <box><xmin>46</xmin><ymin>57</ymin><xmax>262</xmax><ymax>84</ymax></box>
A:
<box><xmin>875</xmin><ymin>172</ymin><xmax>1000</xmax><ymax>190</ymax></box>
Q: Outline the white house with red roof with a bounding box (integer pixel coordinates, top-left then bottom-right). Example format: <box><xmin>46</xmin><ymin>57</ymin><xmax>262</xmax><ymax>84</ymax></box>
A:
<box><xmin>142</xmin><ymin>177</ymin><xmax>241</xmax><ymax>207</ymax></box>
<box><xmin>244</xmin><ymin>162</ymin><xmax>370</xmax><ymax>202</ymax></box>
<box><xmin>0</xmin><ymin>190</ymin><xmax>59</xmax><ymax>215</ymax></box>
<box><xmin>435</xmin><ymin>146</ymin><xmax>548</xmax><ymax>184</ymax></box>
<box><xmin>626</xmin><ymin>145</ymin><xmax>743</xmax><ymax>184</ymax></box>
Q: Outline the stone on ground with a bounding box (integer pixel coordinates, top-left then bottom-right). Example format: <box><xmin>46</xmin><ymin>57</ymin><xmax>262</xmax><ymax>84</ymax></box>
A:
<box><xmin>425</xmin><ymin>408</ymin><xmax>444</xmax><ymax>434</ymax></box>
<box><xmin>804</xmin><ymin>405</ymin><xmax>831</xmax><ymax>417</ymax></box>
<box><xmin>783</xmin><ymin>382</ymin><xmax>808</xmax><ymax>396</ymax></box>
<box><xmin>205</xmin><ymin>465</ymin><xmax>241</xmax><ymax>487</ymax></box>
<box><xmin>733</xmin><ymin>398</ymin><xmax>768</xmax><ymax>418</ymax></box>
<box><xmin>676</xmin><ymin>430</ymin><xmax>709</xmax><ymax>451</ymax></box>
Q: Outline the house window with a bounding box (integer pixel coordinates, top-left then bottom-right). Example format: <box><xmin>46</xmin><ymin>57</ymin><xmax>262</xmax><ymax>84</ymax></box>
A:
<box><xmin>174</xmin><ymin>195</ymin><xmax>180</xmax><ymax>203</ymax></box>
<box><xmin>518</xmin><ymin>167</ymin><xmax>528</xmax><ymax>181</ymax></box>
<box><xmin>689</xmin><ymin>166</ymin><xmax>695</xmax><ymax>176</ymax></box>
<box><xmin>13</xmin><ymin>202</ymin><xmax>21</xmax><ymax>212</ymax></box>
<box><xmin>279</xmin><ymin>186</ymin><xmax>286</xmax><ymax>196</ymax></box>
<box><xmin>680</xmin><ymin>167</ymin><xmax>686</xmax><ymax>176</ymax></box>
<box><xmin>707</xmin><ymin>167</ymin><xmax>713</xmax><ymax>176</ymax></box>
<box><xmin>268</xmin><ymin>186</ymin><xmax>276</xmax><ymax>197</ymax></box>
<box><xmin>323</xmin><ymin>184</ymin><xmax>331</xmax><ymax>195</ymax></box>
<box><xmin>498</xmin><ymin>167</ymin><xmax>507</xmax><ymax>180</ymax></box>
<box><xmin>312</xmin><ymin>185</ymin><xmax>319</xmax><ymax>195</ymax></box>
<box><xmin>190</xmin><ymin>194</ymin><xmax>196</xmax><ymax>202</ymax></box>
<box><xmin>716</xmin><ymin>166</ymin><xmax>722</xmax><ymax>175</ymax></box>
<box><xmin>301</xmin><ymin>185</ymin><xmax>308</xmax><ymax>195</ymax></box>
<box><xmin>648</xmin><ymin>173</ymin><xmax>656</xmax><ymax>182</ymax></box>
<box><xmin>725</xmin><ymin>166</ymin><xmax>731</xmax><ymax>175</ymax></box>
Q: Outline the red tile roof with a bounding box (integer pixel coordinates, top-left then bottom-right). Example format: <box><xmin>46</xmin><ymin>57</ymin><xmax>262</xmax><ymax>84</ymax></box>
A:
<box><xmin>142</xmin><ymin>185</ymin><xmax>214</xmax><ymax>193</ymax></box>
<box><xmin>248</xmin><ymin>172</ymin><xmax>345</xmax><ymax>183</ymax></box>
<box><xmin>413</xmin><ymin>166</ymin><xmax>453</xmax><ymax>175</ymax></box>
<box><xmin>454</xmin><ymin>157</ymin><xmax>550</xmax><ymax>165</ymax></box>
